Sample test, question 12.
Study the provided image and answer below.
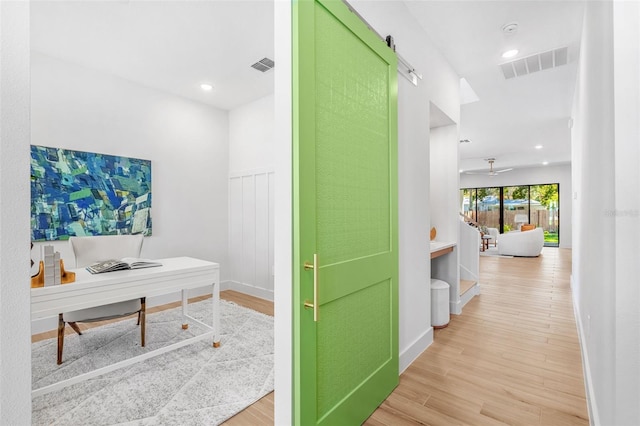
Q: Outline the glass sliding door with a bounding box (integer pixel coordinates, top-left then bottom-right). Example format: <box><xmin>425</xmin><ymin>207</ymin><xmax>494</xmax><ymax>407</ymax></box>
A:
<box><xmin>530</xmin><ymin>184</ymin><xmax>559</xmax><ymax>247</ymax></box>
<box><xmin>503</xmin><ymin>186</ymin><xmax>529</xmax><ymax>232</ymax></box>
<box><xmin>476</xmin><ymin>187</ymin><xmax>501</xmax><ymax>229</ymax></box>
<box><xmin>461</xmin><ymin>188</ymin><xmax>476</xmax><ymax>222</ymax></box>
<box><xmin>461</xmin><ymin>183</ymin><xmax>560</xmax><ymax>246</ymax></box>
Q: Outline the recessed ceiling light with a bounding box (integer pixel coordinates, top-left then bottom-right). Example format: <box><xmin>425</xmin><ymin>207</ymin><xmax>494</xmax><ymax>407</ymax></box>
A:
<box><xmin>502</xmin><ymin>49</ymin><xmax>519</xmax><ymax>59</ymax></box>
<box><xmin>535</xmin><ymin>145</ymin><xmax>543</xmax><ymax>149</ymax></box>
<box><xmin>502</xmin><ymin>23</ymin><xmax>519</xmax><ymax>34</ymax></box>
<box><xmin>200</xmin><ymin>83</ymin><xmax>213</xmax><ymax>91</ymax></box>
<box><xmin>542</xmin><ymin>161</ymin><xmax>549</xmax><ymax>165</ymax></box>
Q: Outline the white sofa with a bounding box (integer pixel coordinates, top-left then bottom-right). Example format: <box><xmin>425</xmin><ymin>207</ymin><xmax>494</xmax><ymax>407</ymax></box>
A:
<box><xmin>497</xmin><ymin>227</ymin><xmax>544</xmax><ymax>257</ymax></box>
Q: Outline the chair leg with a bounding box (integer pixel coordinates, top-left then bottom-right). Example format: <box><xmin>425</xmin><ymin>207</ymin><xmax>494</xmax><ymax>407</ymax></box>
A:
<box><xmin>140</xmin><ymin>297</ymin><xmax>146</xmax><ymax>347</ymax></box>
<box><xmin>68</xmin><ymin>321</ymin><xmax>83</xmax><ymax>335</ymax></box>
<box><xmin>57</xmin><ymin>314</ymin><xmax>65</xmax><ymax>365</ymax></box>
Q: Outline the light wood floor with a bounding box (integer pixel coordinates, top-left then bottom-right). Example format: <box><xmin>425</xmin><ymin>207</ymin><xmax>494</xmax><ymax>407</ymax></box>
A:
<box><xmin>33</xmin><ymin>249</ymin><xmax>588</xmax><ymax>425</ymax></box>
<box><xmin>365</xmin><ymin>247</ymin><xmax>589</xmax><ymax>425</ymax></box>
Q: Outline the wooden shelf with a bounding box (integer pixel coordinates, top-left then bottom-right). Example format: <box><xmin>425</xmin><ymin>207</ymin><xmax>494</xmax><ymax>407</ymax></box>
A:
<box><xmin>430</xmin><ymin>241</ymin><xmax>456</xmax><ymax>259</ymax></box>
<box><xmin>459</xmin><ymin>279</ymin><xmax>476</xmax><ymax>296</ymax></box>
<box><xmin>430</xmin><ymin>246</ymin><xmax>453</xmax><ymax>259</ymax></box>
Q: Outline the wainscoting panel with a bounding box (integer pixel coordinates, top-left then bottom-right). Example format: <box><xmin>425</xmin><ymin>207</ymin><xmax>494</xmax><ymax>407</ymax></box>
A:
<box><xmin>228</xmin><ymin>170</ymin><xmax>275</xmax><ymax>300</ymax></box>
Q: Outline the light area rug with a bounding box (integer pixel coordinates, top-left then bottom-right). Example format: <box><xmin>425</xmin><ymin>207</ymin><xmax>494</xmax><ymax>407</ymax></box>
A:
<box><xmin>32</xmin><ymin>299</ymin><xmax>274</xmax><ymax>426</ymax></box>
<box><xmin>479</xmin><ymin>246</ymin><xmax>513</xmax><ymax>258</ymax></box>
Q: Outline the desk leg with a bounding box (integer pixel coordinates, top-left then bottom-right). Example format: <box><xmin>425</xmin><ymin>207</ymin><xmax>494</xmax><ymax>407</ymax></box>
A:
<box><xmin>213</xmin><ymin>281</ymin><xmax>220</xmax><ymax>348</ymax></box>
<box><xmin>181</xmin><ymin>289</ymin><xmax>189</xmax><ymax>330</ymax></box>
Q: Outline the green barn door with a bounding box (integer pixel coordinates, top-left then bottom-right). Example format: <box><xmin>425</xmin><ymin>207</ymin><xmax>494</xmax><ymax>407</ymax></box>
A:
<box><xmin>293</xmin><ymin>0</ymin><xmax>399</xmax><ymax>424</ymax></box>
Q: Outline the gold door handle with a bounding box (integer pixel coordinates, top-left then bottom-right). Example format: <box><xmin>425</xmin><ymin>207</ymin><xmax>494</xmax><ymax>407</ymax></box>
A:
<box><xmin>303</xmin><ymin>253</ymin><xmax>318</xmax><ymax>322</ymax></box>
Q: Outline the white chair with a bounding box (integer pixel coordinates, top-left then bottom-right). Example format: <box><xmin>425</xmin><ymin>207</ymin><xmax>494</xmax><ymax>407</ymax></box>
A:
<box><xmin>57</xmin><ymin>235</ymin><xmax>146</xmax><ymax>364</ymax></box>
<box><xmin>486</xmin><ymin>227</ymin><xmax>499</xmax><ymax>246</ymax></box>
<box><xmin>497</xmin><ymin>227</ymin><xmax>544</xmax><ymax>257</ymax></box>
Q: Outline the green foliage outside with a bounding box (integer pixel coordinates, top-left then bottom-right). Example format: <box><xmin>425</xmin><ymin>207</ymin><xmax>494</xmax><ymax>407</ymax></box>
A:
<box><xmin>504</xmin><ymin>185</ymin><xmax>529</xmax><ymax>200</ymax></box>
<box><xmin>477</xmin><ymin>187</ymin><xmax>490</xmax><ymax>200</ymax></box>
<box><xmin>531</xmin><ymin>184</ymin><xmax>559</xmax><ymax>208</ymax></box>
<box><xmin>544</xmin><ymin>231</ymin><xmax>559</xmax><ymax>244</ymax></box>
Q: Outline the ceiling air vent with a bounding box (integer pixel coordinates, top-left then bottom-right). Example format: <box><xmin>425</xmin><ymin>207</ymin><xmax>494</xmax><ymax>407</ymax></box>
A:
<box><xmin>500</xmin><ymin>47</ymin><xmax>568</xmax><ymax>79</ymax></box>
<box><xmin>251</xmin><ymin>57</ymin><xmax>275</xmax><ymax>73</ymax></box>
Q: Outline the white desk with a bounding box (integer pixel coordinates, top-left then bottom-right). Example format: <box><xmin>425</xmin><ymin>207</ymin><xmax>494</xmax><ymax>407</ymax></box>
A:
<box><xmin>31</xmin><ymin>256</ymin><xmax>220</xmax><ymax>398</ymax></box>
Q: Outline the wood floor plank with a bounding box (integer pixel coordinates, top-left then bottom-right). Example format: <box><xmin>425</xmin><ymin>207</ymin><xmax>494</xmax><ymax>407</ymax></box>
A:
<box><xmin>379</xmin><ymin>393</ymin><xmax>467</xmax><ymax>425</ymax></box>
<box><xmin>423</xmin><ymin>394</ymin><xmax>506</xmax><ymax>426</ymax></box>
<box><xmin>480</xmin><ymin>400</ymin><xmax>541</xmax><ymax>426</ymax></box>
<box><xmin>540</xmin><ymin>408</ymin><xmax>590</xmax><ymax>426</ymax></box>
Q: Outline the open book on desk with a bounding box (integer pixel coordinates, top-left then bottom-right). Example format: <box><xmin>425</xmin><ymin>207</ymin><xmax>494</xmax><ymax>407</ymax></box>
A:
<box><xmin>86</xmin><ymin>258</ymin><xmax>162</xmax><ymax>274</ymax></box>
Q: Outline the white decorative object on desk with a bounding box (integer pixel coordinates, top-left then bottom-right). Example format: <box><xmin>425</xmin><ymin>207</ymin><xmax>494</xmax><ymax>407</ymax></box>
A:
<box><xmin>53</xmin><ymin>252</ymin><xmax>61</xmax><ymax>285</ymax></box>
<box><xmin>42</xmin><ymin>245</ymin><xmax>61</xmax><ymax>286</ymax></box>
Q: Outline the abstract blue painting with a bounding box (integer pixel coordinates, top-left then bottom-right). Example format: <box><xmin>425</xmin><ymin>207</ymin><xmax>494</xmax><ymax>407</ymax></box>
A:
<box><xmin>30</xmin><ymin>145</ymin><xmax>152</xmax><ymax>241</ymax></box>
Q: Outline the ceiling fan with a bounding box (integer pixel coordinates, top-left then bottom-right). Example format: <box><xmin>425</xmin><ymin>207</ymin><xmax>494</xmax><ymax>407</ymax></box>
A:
<box><xmin>464</xmin><ymin>158</ymin><xmax>513</xmax><ymax>176</ymax></box>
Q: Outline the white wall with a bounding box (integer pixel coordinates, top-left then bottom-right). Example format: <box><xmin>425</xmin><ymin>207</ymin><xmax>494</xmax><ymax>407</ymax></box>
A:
<box><xmin>0</xmin><ymin>2</ymin><xmax>32</xmax><ymax>423</ymax></box>
<box><xmin>460</xmin><ymin>164</ymin><xmax>572</xmax><ymax>248</ymax></box>
<box><xmin>571</xmin><ymin>5</ymin><xmax>616</xmax><ymax>424</ymax></box>
<box><xmin>430</xmin><ymin>124</ymin><xmax>460</xmax><ymax>242</ymax></box>
<box><xmin>227</xmin><ymin>95</ymin><xmax>275</xmax><ymax>300</ymax></box>
<box><xmin>30</xmin><ymin>52</ymin><xmax>230</xmax><ymax>331</ymax></box>
<box><xmin>229</xmin><ymin>94</ymin><xmax>274</xmax><ymax>173</ymax></box>
<box><xmin>349</xmin><ymin>0</ymin><xmax>461</xmax><ymax>373</ymax></box>
<box><xmin>571</xmin><ymin>2</ymin><xmax>640</xmax><ymax>425</ymax></box>
<box><xmin>430</xmin><ymin>124</ymin><xmax>461</xmax><ymax>308</ymax></box>
<box><xmin>273</xmin><ymin>1</ymin><xmax>292</xmax><ymax>423</ymax></box>
<box><xmin>612</xmin><ymin>3</ymin><xmax>640</xmax><ymax>423</ymax></box>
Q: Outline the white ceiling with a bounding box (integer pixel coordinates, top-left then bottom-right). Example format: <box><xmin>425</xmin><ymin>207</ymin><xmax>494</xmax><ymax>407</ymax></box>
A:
<box><xmin>406</xmin><ymin>1</ymin><xmax>585</xmax><ymax>173</ymax></box>
<box><xmin>30</xmin><ymin>0</ymin><xmax>275</xmax><ymax>111</ymax></box>
<box><xmin>31</xmin><ymin>1</ymin><xmax>585</xmax><ymax>173</ymax></box>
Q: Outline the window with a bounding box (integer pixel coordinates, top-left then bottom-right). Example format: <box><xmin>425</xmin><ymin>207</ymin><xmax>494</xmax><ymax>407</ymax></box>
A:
<box><xmin>476</xmin><ymin>187</ymin><xmax>500</xmax><ymax>230</ymax></box>
<box><xmin>460</xmin><ymin>183</ymin><xmax>559</xmax><ymax>247</ymax></box>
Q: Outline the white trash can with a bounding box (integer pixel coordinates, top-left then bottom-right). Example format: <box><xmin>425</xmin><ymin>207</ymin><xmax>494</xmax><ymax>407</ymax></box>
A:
<box><xmin>430</xmin><ymin>278</ymin><xmax>450</xmax><ymax>328</ymax></box>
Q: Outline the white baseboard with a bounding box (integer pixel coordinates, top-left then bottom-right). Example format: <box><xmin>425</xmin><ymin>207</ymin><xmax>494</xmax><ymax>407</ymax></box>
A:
<box><xmin>450</xmin><ymin>299</ymin><xmax>462</xmax><ymax>315</ymax></box>
<box><xmin>450</xmin><ymin>282</ymin><xmax>481</xmax><ymax>316</ymax></box>
<box><xmin>572</xmin><ymin>277</ymin><xmax>599</xmax><ymax>426</ymax></box>
<box><xmin>460</xmin><ymin>282</ymin><xmax>480</xmax><ymax>310</ymax></box>
<box><xmin>221</xmin><ymin>280</ymin><xmax>274</xmax><ymax>302</ymax></box>
<box><xmin>399</xmin><ymin>327</ymin><xmax>434</xmax><ymax>374</ymax></box>
<box><xmin>32</xmin><ymin>316</ymin><xmax>59</xmax><ymax>335</ymax></box>
<box><xmin>570</xmin><ymin>274</ymin><xmax>574</xmax><ymax>291</ymax></box>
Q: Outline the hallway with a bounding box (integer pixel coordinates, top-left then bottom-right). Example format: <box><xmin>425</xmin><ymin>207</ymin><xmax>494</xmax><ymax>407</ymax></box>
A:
<box><xmin>366</xmin><ymin>248</ymin><xmax>589</xmax><ymax>425</ymax></box>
